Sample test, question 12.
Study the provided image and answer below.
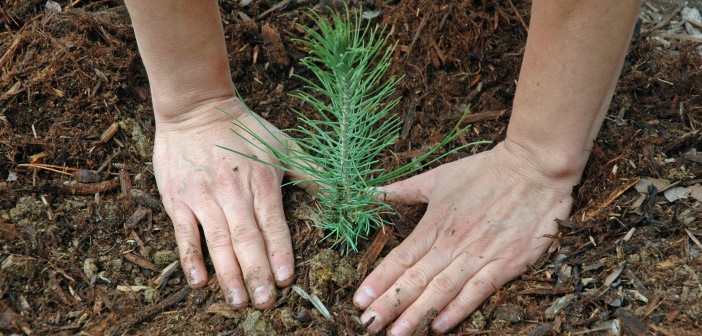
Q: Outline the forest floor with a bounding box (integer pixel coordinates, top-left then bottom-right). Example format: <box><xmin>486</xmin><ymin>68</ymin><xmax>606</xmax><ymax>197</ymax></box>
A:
<box><xmin>1</xmin><ymin>0</ymin><xmax>702</xmax><ymax>335</ymax></box>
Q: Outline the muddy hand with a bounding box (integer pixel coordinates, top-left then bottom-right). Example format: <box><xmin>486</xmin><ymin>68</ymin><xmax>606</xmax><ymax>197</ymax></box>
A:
<box><xmin>153</xmin><ymin>97</ymin><xmax>303</xmax><ymax>309</ymax></box>
<box><xmin>353</xmin><ymin>141</ymin><xmax>575</xmax><ymax>334</ymax></box>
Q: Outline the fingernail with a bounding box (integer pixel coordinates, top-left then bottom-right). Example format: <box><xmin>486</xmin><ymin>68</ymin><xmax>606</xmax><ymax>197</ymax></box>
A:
<box><xmin>389</xmin><ymin>320</ymin><xmax>410</xmax><ymax>336</ymax></box>
<box><xmin>274</xmin><ymin>266</ymin><xmax>292</xmax><ymax>282</ymax></box>
<box><xmin>228</xmin><ymin>288</ymin><xmax>247</xmax><ymax>307</ymax></box>
<box><xmin>360</xmin><ymin>310</ymin><xmax>382</xmax><ymax>333</ymax></box>
<box><xmin>253</xmin><ymin>286</ymin><xmax>272</xmax><ymax>305</ymax></box>
<box><xmin>354</xmin><ymin>286</ymin><xmax>376</xmax><ymax>308</ymax></box>
<box><xmin>432</xmin><ymin>313</ymin><xmax>449</xmax><ymax>332</ymax></box>
<box><xmin>189</xmin><ymin>269</ymin><xmax>203</xmax><ymax>286</ymax></box>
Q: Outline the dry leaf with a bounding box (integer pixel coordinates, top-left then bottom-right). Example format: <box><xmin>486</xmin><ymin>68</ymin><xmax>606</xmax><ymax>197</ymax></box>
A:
<box><xmin>663</xmin><ymin>187</ymin><xmax>690</xmax><ymax>202</ymax></box>
<box><xmin>635</xmin><ymin>177</ymin><xmax>670</xmax><ymax>193</ymax></box>
<box><xmin>688</xmin><ymin>184</ymin><xmax>702</xmax><ymax>202</ymax></box>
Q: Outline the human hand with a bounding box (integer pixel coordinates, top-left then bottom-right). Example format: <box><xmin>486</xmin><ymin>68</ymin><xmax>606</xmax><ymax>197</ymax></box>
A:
<box><xmin>354</xmin><ymin>140</ymin><xmax>577</xmax><ymax>334</ymax></box>
<box><xmin>153</xmin><ymin>97</ymin><xmax>298</xmax><ymax>309</ymax></box>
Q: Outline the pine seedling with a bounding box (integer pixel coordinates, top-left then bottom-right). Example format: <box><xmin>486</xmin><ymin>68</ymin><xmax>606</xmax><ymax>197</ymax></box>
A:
<box><xmin>220</xmin><ymin>8</ymin><xmax>488</xmax><ymax>253</ymax></box>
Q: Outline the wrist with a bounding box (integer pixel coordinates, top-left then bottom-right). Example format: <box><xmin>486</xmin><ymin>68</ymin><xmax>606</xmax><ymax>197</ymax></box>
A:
<box><xmin>153</xmin><ymin>95</ymin><xmax>246</xmax><ymax>130</ymax></box>
<box><xmin>500</xmin><ymin>136</ymin><xmax>588</xmax><ymax>187</ymax></box>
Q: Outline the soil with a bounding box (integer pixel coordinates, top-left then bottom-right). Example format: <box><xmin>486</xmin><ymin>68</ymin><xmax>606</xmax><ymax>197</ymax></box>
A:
<box><xmin>1</xmin><ymin>0</ymin><xmax>702</xmax><ymax>335</ymax></box>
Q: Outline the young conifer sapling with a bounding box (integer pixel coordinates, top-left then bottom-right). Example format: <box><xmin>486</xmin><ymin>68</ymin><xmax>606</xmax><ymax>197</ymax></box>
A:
<box><xmin>221</xmin><ymin>8</ymin><xmax>488</xmax><ymax>253</ymax></box>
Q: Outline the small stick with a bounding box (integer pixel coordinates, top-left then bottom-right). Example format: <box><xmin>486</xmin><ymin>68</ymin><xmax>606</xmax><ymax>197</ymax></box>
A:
<box><xmin>257</xmin><ymin>0</ymin><xmax>291</xmax><ymax>20</ymax></box>
<box><xmin>357</xmin><ymin>226</ymin><xmax>393</xmax><ymax>282</ymax></box>
<box><xmin>61</xmin><ymin>179</ymin><xmax>119</xmax><ymax>195</ymax></box>
<box><xmin>429</xmin><ymin>37</ymin><xmax>445</xmax><ymax>64</ymax></box>
<box><xmin>508</xmin><ymin>0</ymin><xmax>529</xmax><ymax>33</ymax></box>
<box><xmin>150</xmin><ymin>260</ymin><xmax>180</xmax><ymax>288</ymax></box>
<box><xmin>122</xmin><ymin>252</ymin><xmax>160</xmax><ymax>272</ymax></box>
<box><xmin>405</xmin><ymin>8</ymin><xmax>433</xmax><ymax>61</ymax></box>
<box><xmin>18</xmin><ymin>163</ymin><xmax>75</xmax><ymax>176</ymax></box>
<box><xmin>462</xmin><ymin>109</ymin><xmax>509</xmax><ymax>124</ymax></box>
<box><xmin>685</xmin><ymin>229</ymin><xmax>702</xmax><ymax>252</ymax></box>
<box><xmin>112</xmin><ymin>286</ymin><xmax>192</xmax><ymax>334</ymax></box>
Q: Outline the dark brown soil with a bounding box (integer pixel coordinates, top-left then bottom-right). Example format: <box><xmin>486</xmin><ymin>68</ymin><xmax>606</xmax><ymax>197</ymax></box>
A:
<box><xmin>2</xmin><ymin>0</ymin><xmax>702</xmax><ymax>335</ymax></box>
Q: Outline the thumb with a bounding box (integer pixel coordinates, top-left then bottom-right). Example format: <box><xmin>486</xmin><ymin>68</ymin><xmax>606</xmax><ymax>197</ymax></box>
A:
<box><xmin>378</xmin><ymin>168</ymin><xmax>438</xmax><ymax>204</ymax></box>
<box><xmin>280</xmin><ymin>139</ymin><xmax>324</xmax><ymax>197</ymax></box>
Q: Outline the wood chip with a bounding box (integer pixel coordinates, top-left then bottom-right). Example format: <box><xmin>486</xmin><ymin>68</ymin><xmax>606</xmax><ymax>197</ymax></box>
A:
<box><xmin>124</xmin><ymin>207</ymin><xmax>148</xmax><ymax>229</ymax></box>
<box><xmin>100</xmin><ymin>122</ymin><xmax>119</xmax><ymax>143</ymax></box>
<box><xmin>117</xmin><ymin>285</ymin><xmax>147</xmax><ymax>292</ymax></box>
<box><xmin>357</xmin><ymin>226</ymin><xmax>393</xmax><ymax>282</ymax></box>
<box><xmin>655</xmin><ymin>258</ymin><xmax>680</xmax><ymax>269</ymax></box>
<box><xmin>623</xmin><ymin>227</ymin><xmax>636</xmax><ymax>242</ymax></box>
<box><xmin>151</xmin><ymin>260</ymin><xmax>180</xmax><ymax>288</ymax></box>
<box><xmin>604</xmin><ymin>262</ymin><xmax>626</xmax><ymax>287</ymax></box>
<box><xmin>122</xmin><ymin>252</ymin><xmax>159</xmax><ymax>272</ymax></box>
<box><xmin>544</xmin><ymin>294</ymin><xmax>577</xmax><ymax>319</ymax></box>
<box><xmin>615</xmin><ymin>308</ymin><xmax>646</xmax><ymax>336</ymax></box>
<box><xmin>686</xmin><ymin>229</ymin><xmax>702</xmax><ymax>252</ymax></box>
<box><xmin>688</xmin><ymin>184</ymin><xmax>702</xmax><ymax>202</ymax></box>
<box><xmin>59</xmin><ymin>179</ymin><xmax>119</xmax><ymax>195</ymax></box>
<box><xmin>120</xmin><ymin>169</ymin><xmax>133</xmax><ymax>202</ymax></box>
<box><xmin>206</xmin><ymin>302</ymin><xmax>239</xmax><ymax>319</ymax></box>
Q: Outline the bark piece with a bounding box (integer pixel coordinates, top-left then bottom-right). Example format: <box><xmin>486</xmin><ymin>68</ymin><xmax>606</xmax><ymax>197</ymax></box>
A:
<box><xmin>545</xmin><ymin>294</ymin><xmax>577</xmax><ymax>319</ymax></box>
<box><xmin>616</xmin><ymin>308</ymin><xmax>646</xmax><ymax>336</ymax></box>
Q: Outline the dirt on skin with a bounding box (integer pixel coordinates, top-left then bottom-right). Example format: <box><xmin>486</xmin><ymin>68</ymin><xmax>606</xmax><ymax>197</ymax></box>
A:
<box><xmin>2</xmin><ymin>0</ymin><xmax>702</xmax><ymax>335</ymax></box>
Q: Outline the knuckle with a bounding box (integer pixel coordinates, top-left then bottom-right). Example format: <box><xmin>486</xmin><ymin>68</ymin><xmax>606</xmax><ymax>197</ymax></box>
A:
<box><xmin>401</xmin><ymin>267</ymin><xmax>430</xmax><ymax>289</ymax></box>
<box><xmin>173</xmin><ymin>224</ymin><xmax>197</xmax><ymax>243</ymax></box>
<box><xmin>259</xmin><ymin>213</ymin><xmax>287</xmax><ymax>232</ymax></box>
<box><xmin>231</xmin><ymin>226</ymin><xmax>262</xmax><ymax>245</ymax></box>
<box><xmin>429</xmin><ymin>273</ymin><xmax>458</xmax><ymax>295</ymax></box>
<box><xmin>469</xmin><ymin>278</ymin><xmax>495</xmax><ymax>297</ymax></box>
<box><xmin>388</xmin><ymin>248</ymin><xmax>418</xmax><ymax>269</ymax></box>
<box><xmin>214</xmin><ymin>166</ymin><xmax>241</xmax><ymax>191</ymax></box>
<box><xmin>205</xmin><ymin>229</ymin><xmax>232</xmax><ymax>250</ymax></box>
<box><xmin>251</xmin><ymin>166</ymin><xmax>276</xmax><ymax>184</ymax></box>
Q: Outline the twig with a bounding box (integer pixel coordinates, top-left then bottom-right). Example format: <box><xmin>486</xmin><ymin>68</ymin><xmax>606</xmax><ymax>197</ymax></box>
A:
<box><xmin>429</xmin><ymin>37</ymin><xmax>445</xmax><ymax>64</ymax></box>
<box><xmin>357</xmin><ymin>226</ymin><xmax>393</xmax><ymax>281</ymax></box>
<box><xmin>112</xmin><ymin>286</ymin><xmax>192</xmax><ymax>334</ymax></box>
<box><xmin>652</xmin><ymin>5</ymin><xmax>684</xmax><ymax>30</ymax></box>
<box><xmin>662</xmin><ymin>34</ymin><xmax>702</xmax><ymax>43</ymax></box>
<box><xmin>291</xmin><ymin>285</ymin><xmax>331</xmax><ymax>320</ymax></box>
<box><xmin>150</xmin><ymin>260</ymin><xmax>180</xmax><ymax>288</ymax></box>
<box><xmin>683</xmin><ymin>264</ymin><xmax>702</xmax><ymax>292</ymax></box>
<box><xmin>508</xmin><ymin>0</ymin><xmax>528</xmax><ymax>33</ymax></box>
<box><xmin>685</xmin><ymin>229</ymin><xmax>702</xmax><ymax>253</ymax></box>
<box><xmin>404</xmin><ymin>8</ymin><xmax>433</xmax><ymax>61</ymax></box>
<box><xmin>122</xmin><ymin>252</ymin><xmax>160</xmax><ymax>272</ymax></box>
<box><xmin>257</xmin><ymin>0</ymin><xmax>290</xmax><ymax>20</ymax></box>
<box><xmin>15</xmin><ymin>179</ymin><xmax>120</xmax><ymax>195</ymax></box>
<box><xmin>462</xmin><ymin>109</ymin><xmax>509</xmax><ymax>124</ymax></box>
